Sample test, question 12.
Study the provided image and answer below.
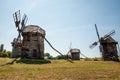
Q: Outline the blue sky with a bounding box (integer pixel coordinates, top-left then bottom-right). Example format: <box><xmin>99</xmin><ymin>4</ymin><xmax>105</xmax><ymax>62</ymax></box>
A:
<box><xmin>0</xmin><ymin>0</ymin><xmax>120</xmax><ymax>57</ymax></box>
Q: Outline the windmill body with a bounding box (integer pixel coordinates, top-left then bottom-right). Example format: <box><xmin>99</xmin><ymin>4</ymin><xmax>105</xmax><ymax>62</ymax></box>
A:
<box><xmin>70</xmin><ymin>49</ymin><xmax>80</xmax><ymax>60</ymax></box>
<box><xmin>21</xmin><ymin>25</ymin><xmax>45</xmax><ymax>59</ymax></box>
<box><xmin>100</xmin><ymin>36</ymin><xmax>119</xmax><ymax>61</ymax></box>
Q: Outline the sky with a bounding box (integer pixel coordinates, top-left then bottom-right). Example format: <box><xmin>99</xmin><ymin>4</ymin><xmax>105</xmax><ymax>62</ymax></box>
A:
<box><xmin>0</xmin><ymin>0</ymin><xmax>120</xmax><ymax>57</ymax></box>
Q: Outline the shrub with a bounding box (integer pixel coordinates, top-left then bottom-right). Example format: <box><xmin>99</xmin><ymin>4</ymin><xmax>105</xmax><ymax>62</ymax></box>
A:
<box><xmin>0</xmin><ymin>51</ymin><xmax>11</xmax><ymax>57</ymax></box>
<box><xmin>93</xmin><ymin>58</ymin><xmax>98</xmax><ymax>61</ymax></box>
<box><xmin>54</xmin><ymin>55</ymin><xmax>71</xmax><ymax>59</ymax></box>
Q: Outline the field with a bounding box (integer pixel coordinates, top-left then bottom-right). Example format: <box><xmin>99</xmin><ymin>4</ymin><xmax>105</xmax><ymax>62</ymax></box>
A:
<box><xmin>0</xmin><ymin>58</ymin><xmax>120</xmax><ymax>80</ymax></box>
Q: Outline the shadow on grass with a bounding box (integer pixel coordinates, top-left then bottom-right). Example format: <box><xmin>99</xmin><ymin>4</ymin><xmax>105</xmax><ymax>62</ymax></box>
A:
<box><xmin>0</xmin><ymin>58</ymin><xmax>51</xmax><ymax>67</ymax></box>
<box><xmin>0</xmin><ymin>58</ymin><xmax>18</xmax><ymax>67</ymax></box>
<box><xmin>8</xmin><ymin>58</ymin><xmax>19</xmax><ymax>64</ymax></box>
<box><xmin>16</xmin><ymin>58</ymin><xmax>51</xmax><ymax>64</ymax></box>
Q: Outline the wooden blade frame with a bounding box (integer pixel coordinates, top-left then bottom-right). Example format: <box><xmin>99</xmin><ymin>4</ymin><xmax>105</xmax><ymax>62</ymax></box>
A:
<box><xmin>21</xmin><ymin>14</ymin><xmax>28</xmax><ymax>31</ymax></box>
<box><xmin>103</xmin><ymin>30</ymin><xmax>115</xmax><ymax>40</ymax></box>
<box><xmin>13</xmin><ymin>10</ymin><xmax>21</xmax><ymax>42</ymax></box>
<box><xmin>95</xmin><ymin>24</ymin><xmax>100</xmax><ymax>41</ymax></box>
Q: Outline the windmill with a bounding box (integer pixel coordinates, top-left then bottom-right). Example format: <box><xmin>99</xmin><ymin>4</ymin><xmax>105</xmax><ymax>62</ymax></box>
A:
<box><xmin>66</xmin><ymin>43</ymin><xmax>88</xmax><ymax>60</ymax></box>
<box><xmin>89</xmin><ymin>24</ymin><xmax>119</xmax><ymax>61</ymax></box>
<box><xmin>11</xmin><ymin>10</ymin><xmax>28</xmax><ymax>58</ymax></box>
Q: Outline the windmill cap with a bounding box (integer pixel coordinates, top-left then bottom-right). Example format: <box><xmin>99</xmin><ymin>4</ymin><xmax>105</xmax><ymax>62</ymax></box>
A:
<box><xmin>70</xmin><ymin>49</ymin><xmax>80</xmax><ymax>53</ymax></box>
<box><xmin>22</xmin><ymin>25</ymin><xmax>45</xmax><ymax>35</ymax></box>
<box><xmin>101</xmin><ymin>36</ymin><xmax>118</xmax><ymax>44</ymax></box>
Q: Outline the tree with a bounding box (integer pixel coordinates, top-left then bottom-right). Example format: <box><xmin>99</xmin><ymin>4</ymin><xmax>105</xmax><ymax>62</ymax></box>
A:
<box><xmin>0</xmin><ymin>50</ymin><xmax>11</xmax><ymax>57</ymax></box>
<box><xmin>0</xmin><ymin>44</ymin><xmax>4</xmax><ymax>52</ymax></box>
<box><xmin>44</xmin><ymin>53</ymin><xmax>50</xmax><ymax>57</ymax></box>
<box><xmin>44</xmin><ymin>53</ymin><xmax>53</xmax><ymax>59</ymax></box>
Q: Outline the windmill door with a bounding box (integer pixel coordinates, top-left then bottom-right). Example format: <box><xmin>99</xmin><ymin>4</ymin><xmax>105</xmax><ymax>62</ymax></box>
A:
<box><xmin>32</xmin><ymin>49</ymin><xmax>37</xmax><ymax>57</ymax></box>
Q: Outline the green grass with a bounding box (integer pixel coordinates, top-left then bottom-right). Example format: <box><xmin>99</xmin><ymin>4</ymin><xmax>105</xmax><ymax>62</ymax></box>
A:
<box><xmin>0</xmin><ymin>58</ymin><xmax>120</xmax><ymax>80</ymax></box>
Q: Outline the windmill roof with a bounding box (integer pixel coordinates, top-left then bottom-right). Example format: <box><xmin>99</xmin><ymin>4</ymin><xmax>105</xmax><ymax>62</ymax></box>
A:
<box><xmin>101</xmin><ymin>36</ymin><xmax>117</xmax><ymax>43</ymax></box>
<box><xmin>22</xmin><ymin>25</ymin><xmax>45</xmax><ymax>35</ymax></box>
<box><xmin>70</xmin><ymin>49</ymin><xmax>80</xmax><ymax>53</ymax></box>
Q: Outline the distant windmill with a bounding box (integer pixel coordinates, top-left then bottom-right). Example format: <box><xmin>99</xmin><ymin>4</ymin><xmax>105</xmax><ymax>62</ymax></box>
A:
<box><xmin>89</xmin><ymin>24</ymin><xmax>119</xmax><ymax>61</ymax></box>
<box><xmin>66</xmin><ymin>43</ymin><xmax>88</xmax><ymax>60</ymax></box>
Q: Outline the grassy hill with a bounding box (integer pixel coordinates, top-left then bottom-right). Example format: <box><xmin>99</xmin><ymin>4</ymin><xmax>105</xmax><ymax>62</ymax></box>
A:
<box><xmin>0</xmin><ymin>58</ymin><xmax>120</xmax><ymax>80</ymax></box>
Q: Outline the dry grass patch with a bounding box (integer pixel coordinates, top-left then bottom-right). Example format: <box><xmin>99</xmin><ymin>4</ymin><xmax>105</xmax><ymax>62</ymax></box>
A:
<box><xmin>0</xmin><ymin>58</ymin><xmax>120</xmax><ymax>80</ymax></box>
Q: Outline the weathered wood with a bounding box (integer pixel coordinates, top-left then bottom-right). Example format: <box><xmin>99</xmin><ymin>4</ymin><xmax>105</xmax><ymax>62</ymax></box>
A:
<box><xmin>100</xmin><ymin>36</ymin><xmax>119</xmax><ymax>61</ymax></box>
<box><xmin>22</xmin><ymin>25</ymin><xmax>45</xmax><ymax>59</ymax></box>
<box><xmin>11</xmin><ymin>38</ymin><xmax>21</xmax><ymax>58</ymax></box>
<box><xmin>70</xmin><ymin>49</ymin><xmax>80</xmax><ymax>60</ymax></box>
<box><xmin>11</xmin><ymin>25</ymin><xmax>45</xmax><ymax>59</ymax></box>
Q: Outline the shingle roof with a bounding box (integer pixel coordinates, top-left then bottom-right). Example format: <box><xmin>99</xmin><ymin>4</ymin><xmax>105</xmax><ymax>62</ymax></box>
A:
<box><xmin>70</xmin><ymin>49</ymin><xmax>80</xmax><ymax>53</ymax></box>
<box><xmin>22</xmin><ymin>25</ymin><xmax>45</xmax><ymax>35</ymax></box>
<box><xmin>101</xmin><ymin>36</ymin><xmax>117</xmax><ymax>43</ymax></box>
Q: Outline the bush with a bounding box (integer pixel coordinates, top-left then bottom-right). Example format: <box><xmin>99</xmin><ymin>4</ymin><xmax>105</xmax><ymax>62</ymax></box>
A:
<box><xmin>0</xmin><ymin>51</ymin><xmax>11</xmax><ymax>57</ymax></box>
<box><xmin>93</xmin><ymin>58</ymin><xmax>98</xmax><ymax>61</ymax></box>
<box><xmin>93</xmin><ymin>57</ymin><xmax>103</xmax><ymax>61</ymax></box>
<box><xmin>54</xmin><ymin>55</ymin><xmax>71</xmax><ymax>59</ymax></box>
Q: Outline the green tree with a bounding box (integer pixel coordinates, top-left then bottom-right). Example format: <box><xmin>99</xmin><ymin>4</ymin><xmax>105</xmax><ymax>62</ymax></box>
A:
<box><xmin>44</xmin><ymin>53</ymin><xmax>53</xmax><ymax>59</ymax></box>
<box><xmin>0</xmin><ymin>50</ymin><xmax>11</xmax><ymax>57</ymax></box>
<box><xmin>0</xmin><ymin>44</ymin><xmax>4</xmax><ymax>52</ymax></box>
<box><xmin>44</xmin><ymin>53</ymin><xmax>50</xmax><ymax>57</ymax></box>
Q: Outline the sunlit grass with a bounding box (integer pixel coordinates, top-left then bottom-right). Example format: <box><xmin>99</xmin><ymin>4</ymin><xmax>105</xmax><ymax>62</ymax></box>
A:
<box><xmin>0</xmin><ymin>58</ymin><xmax>120</xmax><ymax>80</ymax></box>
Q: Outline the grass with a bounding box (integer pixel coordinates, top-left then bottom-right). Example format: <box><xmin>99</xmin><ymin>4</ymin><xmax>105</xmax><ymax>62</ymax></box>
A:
<box><xmin>0</xmin><ymin>58</ymin><xmax>120</xmax><ymax>80</ymax></box>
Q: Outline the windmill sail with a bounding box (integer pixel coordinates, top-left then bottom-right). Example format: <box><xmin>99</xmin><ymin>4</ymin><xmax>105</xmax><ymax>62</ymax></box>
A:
<box><xmin>13</xmin><ymin>10</ymin><xmax>21</xmax><ymax>28</ymax></box>
<box><xmin>89</xmin><ymin>41</ymin><xmax>99</xmax><ymax>49</ymax></box>
<box><xmin>95</xmin><ymin>24</ymin><xmax>100</xmax><ymax>41</ymax></box>
<box><xmin>21</xmin><ymin>14</ymin><xmax>28</xmax><ymax>31</ymax></box>
<box><xmin>103</xmin><ymin>30</ymin><xmax>115</xmax><ymax>40</ymax></box>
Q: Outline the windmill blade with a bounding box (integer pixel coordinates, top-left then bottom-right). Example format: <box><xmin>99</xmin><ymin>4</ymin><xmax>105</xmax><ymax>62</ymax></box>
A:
<box><xmin>13</xmin><ymin>10</ymin><xmax>21</xmax><ymax>28</ymax></box>
<box><xmin>21</xmin><ymin>14</ymin><xmax>28</xmax><ymax>31</ymax></box>
<box><xmin>95</xmin><ymin>24</ymin><xmax>100</xmax><ymax>41</ymax></box>
<box><xmin>13</xmin><ymin>10</ymin><xmax>22</xmax><ymax>42</ymax></box>
<box><xmin>89</xmin><ymin>41</ymin><xmax>99</xmax><ymax>49</ymax></box>
<box><xmin>104</xmin><ymin>30</ymin><xmax>115</xmax><ymax>40</ymax></box>
<box><xmin>89</xmin><ymin>24</ymin><xmax>100</xmax><ymax>49</ymax></box>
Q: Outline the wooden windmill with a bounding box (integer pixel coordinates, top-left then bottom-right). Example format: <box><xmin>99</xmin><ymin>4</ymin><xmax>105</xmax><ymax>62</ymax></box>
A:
<box><xmin>89</xmin><ymin>24</ymin><xmax>119</xmax><ymax>61</ymax></box>
<box><xmin>66</xmin><ymin>43</ymin><xmax>88</xmax><ymax>60</ymax></box>
<box><xmin>11</xmin><ymin>10</ymin><xmax>28</xmax><ymax>58</ymax></box>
